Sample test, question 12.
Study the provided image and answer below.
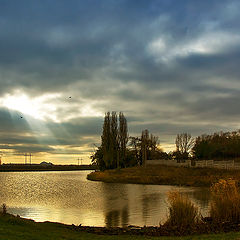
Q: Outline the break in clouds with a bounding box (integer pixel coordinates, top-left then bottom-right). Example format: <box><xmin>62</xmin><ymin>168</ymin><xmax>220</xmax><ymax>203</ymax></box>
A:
<box><xmin>0</xmin><ymin>0</ymin><xmax>240</xmax><ymax>163</ymax></box>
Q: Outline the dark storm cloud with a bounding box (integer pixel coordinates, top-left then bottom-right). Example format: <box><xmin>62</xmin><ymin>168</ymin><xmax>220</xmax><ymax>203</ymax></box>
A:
<box><xmin>0</xmin><ymin>1</ymin><xmax>238</xmax><ymax>90</ymax></box>
<box><xmin>0</xmin><ymin>0</ymin><xmax>159</xmax><ymax>94</ymax></box>
<box><xmin>0</xmin><ymin>144</ymin><xmax>54</xmax><ymax>154</ymax></box>
<box><xmin>0</xmin><ymin>108</ymin><xmax>32</xmax><ymax>134</ymax></box>
<box><xmin>0</xmin><ymin>0</ymin><xmax>240</xmax><ymax>158</ymax></box>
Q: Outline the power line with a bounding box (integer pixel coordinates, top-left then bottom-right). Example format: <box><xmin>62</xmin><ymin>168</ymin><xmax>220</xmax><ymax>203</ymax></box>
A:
<box><xmin>24</xmin><ymin>153</ymin><xmax>33</xmax><ymax>164</ymax></box>
<box><xmin>77</xmin><ymin>158</ymin><xmax>83</xmax><ymax>165</ymax></box>
<box><xmin>0</xmin><ymin>151</ymin><xmax>2</xmax><ymax>165</ymax></box>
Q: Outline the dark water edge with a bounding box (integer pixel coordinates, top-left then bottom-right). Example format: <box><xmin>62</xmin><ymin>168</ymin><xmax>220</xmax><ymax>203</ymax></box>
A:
<box><xmin>0</xmin><ymin>164</ymin><xmax>97</xmax><ymax>172</ymax></box>
<box><xmin>1</xmin><ymin>213</ymin><xmax>240</xmax><ymax>238</ymax></box>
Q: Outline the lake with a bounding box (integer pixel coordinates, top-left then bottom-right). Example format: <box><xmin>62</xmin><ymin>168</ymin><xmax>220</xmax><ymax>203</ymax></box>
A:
<box><xmin>0</xmin><ymin>170</ymin><xmax>210</xmax><ymax>227</ymax></box>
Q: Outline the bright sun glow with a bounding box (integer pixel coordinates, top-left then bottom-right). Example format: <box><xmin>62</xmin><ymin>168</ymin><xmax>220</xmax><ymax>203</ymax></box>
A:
<box><xmin>0</xmin><ymin>91</ymin><xmax>60</xmax><ymax>121</ymax></box>
<box><xmin>0</xmin><ymin>90</ymin><xmax>103</xmax><ymax>122</ymax></box>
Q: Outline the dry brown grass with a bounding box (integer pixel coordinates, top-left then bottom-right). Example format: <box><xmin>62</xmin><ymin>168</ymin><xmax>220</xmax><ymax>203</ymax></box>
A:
<box><xmin>165</xmin><ymin>191</ymin><xmax>200</xmax><ymax>231</ymax></box>
<box><xmin>210</xmin><ymin>179</ymin><xmax>240</xmax><ymax>223</ymax></box>
<box><xmin>87</xmin><ymin>165</ymin><xmax>240</xmax><ymax>187</ymax></box>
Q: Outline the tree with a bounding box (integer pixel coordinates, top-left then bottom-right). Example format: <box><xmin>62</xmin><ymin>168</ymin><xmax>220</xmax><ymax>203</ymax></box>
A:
<box><xmin>175</xmin><ymin>133</ymin><xmax>194</xmax><ymax>160</ymax></box>
<box><xmin>102</xmin><ymin>112</ymin><xmax>112</xmax><ymax>168</ymax></box>
<box><xmin>192</xmin><ymin>130</ymin><xmax>240</xmax><ymax>160</ymax></box>
<box><xmin>141</xmin><ymin>129</ymin><xmax>162</xmax><ymax>165</ymax></box>
<box><xmin>129</xmin><ymin>130</ymin><xmax>162</xmax><ymax>166</ymax></box>
<box><xmin>110</xmin><ymin>111</ymin><xmax>118</xmax><ymax>168</ymax></box>
<box><xmin>129</xmin><ymin>136</ymin><xmax>141</xmax><ymax>165</ymax></box>
<box><xmin>141</xmin><ymin>129</ymin><xmax>149</xmax><ymax>166</ymax></box>
<box><xmin>118</xmin><ymin>112</ymin><xmax>128</xmax><ymax>167</ymax></box>
<box><xmin>90</xmin><ymin>146</ymin><xmax>105</xmax><ymax>170</ymax></box>
<box><xmin>92</xmin><ymin>112</ymin><xmax>129</xmax><ymax>170</ymax></box>
<box><xmin>91</xmin><ymin>115</ymin><xmax>165</xmax><ymax>169</ymax></box>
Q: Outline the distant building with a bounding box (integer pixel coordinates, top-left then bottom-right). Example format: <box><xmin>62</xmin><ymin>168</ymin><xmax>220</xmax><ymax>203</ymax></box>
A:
<box><xmin>40</xmin><ymin>161</ymin><xmax>53</xmax><ymax>166</ymax></box>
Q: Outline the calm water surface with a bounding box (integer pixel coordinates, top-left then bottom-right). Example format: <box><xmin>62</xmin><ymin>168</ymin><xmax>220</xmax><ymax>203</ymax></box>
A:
<box><xmin>0</xmin><ymin>171</ymin><xmax>210</xmax><ymax>227</ymax></box>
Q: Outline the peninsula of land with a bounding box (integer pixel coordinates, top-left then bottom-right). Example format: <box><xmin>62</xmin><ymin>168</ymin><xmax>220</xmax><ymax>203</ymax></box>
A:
<box><xmin>87</xmin><ymin>165</ymin><xmax>240</xmax><ymax>187</ymax></box>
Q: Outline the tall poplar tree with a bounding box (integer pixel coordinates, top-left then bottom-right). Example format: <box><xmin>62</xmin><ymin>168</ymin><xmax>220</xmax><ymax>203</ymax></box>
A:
<box><xmin>100</xmin><ymin>111</ymin><xmax>128</xmax><ymax>169</ymax></box>
<box><xmin>110</xmin><ymin>111</ymin><xmax>118</xmax><ymax>168</ymax></box>
<box><xmin>118</xmin><ymin>112</ymin><xmax>128</xmax><ymax>167</ymax></box>
<box><xmin>102</xmin><ymin>112</ymin><xmax>111</xmax><ymax>168</ymax></box>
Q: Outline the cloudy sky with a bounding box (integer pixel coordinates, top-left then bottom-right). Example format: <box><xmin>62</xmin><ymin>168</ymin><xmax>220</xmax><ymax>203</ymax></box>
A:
<box><xmin>0</xmin><ymin>0</ymin><xmax>240</xmax><ymax>164</ymax></box>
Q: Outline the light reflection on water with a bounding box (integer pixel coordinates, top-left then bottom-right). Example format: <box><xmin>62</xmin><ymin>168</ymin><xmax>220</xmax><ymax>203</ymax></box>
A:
<box><xmin>0</xmin><ymin>171</ymin><xmax>210</xmax><ymax>227</ymax></box>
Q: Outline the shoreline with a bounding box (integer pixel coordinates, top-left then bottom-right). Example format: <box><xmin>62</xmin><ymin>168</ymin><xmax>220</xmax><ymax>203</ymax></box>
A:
<box><xmin>0</xmin><ymin>164</ymin><xmax>96</xmax><ymax>172</ymax></box>
<box><xmin>1</xmin><ymin>213</ymin><xmax>240</xmax><ymax>239</ymax></box>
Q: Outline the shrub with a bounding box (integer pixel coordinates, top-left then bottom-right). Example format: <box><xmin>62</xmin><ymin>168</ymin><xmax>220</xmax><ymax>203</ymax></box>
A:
<box><xmin>210</xmin><ymin>178</ymin><xmax>240</xmax><ymax>223</ymax></box>
<box><xmin>165</xmin><ymin>191</ymin><xmax>200</xmax><ymax>232</ymax></box>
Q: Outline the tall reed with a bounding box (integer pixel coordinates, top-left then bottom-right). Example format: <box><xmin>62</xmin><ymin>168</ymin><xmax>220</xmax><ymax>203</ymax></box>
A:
<box><xmin>165</xmin><ymin>191</ymin><xmax>200</xmax><ymax>231</ymax></box>
<box><xmin>210</xmin><ymin>178</ymin><xmax>240</xmax><ymax>223</ymax></box>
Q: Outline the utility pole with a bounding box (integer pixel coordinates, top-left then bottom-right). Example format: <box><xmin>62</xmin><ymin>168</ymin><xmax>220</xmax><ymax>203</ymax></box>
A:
<box><xmin>77</xmin><ymin>158</ymin><xmax>83</xmax><ymax>165</ymax></box>
<box><xmin>29</xmin><ymin>153</ymin><xmax>32</xmax><ymax>164</ymax></box>
<box><xmin>24</xmin><ymin>153</ymin><xmax>27</xmax><ymax>164</ymax></box>
<box><xmin>0</xmin><ymin>151</ymin><xmax>2</xmax><ymax>165</ymax></box>
<box><xmin>24</xmin><ymin>153</ymin><xmax>32</xmax><ymax>164</ymax></box>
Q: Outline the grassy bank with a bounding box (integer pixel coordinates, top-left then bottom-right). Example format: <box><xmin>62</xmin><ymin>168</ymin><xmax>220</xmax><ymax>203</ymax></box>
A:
<box><xmin>1</xmin><ymin>213</ymin><xmax>240</xmax><ymax>240</ymax></box>
<box><xmin>87</xmin><ymin>165</ymin><xmax>240</xmax><ymax>187</ymax></box>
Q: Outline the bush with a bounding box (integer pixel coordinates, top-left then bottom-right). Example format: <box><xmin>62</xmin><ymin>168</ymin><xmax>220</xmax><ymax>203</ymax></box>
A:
<box><xmin>210</xmin><ymin>178</ymin><xmax>240</xmax><ymax>223</ymax></box>
<box><xmin>165</xmin><ymin>191</ymin><xmax>200</xmax><ymax>233</ymax></box>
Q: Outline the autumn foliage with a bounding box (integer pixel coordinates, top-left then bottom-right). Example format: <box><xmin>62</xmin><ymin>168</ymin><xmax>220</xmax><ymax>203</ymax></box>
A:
<box><xmin>210</xmin><ymin>178</ymin><xmax>240</xmax><ymax>223</ymax></box>
<box><xmin>193</xmin><ymin>130</ymin><xmax>240</xmax><ymax>160</ymax></box>
<box><xmin>165</xmin><ymin>191</ymin><xmax>200</xmax><ymax>233</ymax></box>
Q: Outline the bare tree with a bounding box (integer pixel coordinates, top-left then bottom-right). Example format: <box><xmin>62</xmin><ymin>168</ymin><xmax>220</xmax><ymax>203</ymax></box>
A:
<box><xmin>175</xmin><ymin>133</ymin><xmax>194</xmax><ymax>155</ymax></box>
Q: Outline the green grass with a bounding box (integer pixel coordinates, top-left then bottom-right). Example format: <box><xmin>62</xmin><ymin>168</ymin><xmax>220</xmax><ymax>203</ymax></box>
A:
<box><xmin>1</xmin><ymin>214</ymin><xmax>240</xmax><ymax>240</ymax></box>
<box><xmin>87</xmin><ymin>165</ymin><xmax>240</xmax><ymax>187</ymax></box>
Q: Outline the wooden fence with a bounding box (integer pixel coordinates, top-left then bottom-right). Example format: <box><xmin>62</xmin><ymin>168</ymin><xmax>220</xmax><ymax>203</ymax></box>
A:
<box><xmin>146</xmin><ymin>159</ymin><xmax>240</xmax><ymax>170</ymax></box>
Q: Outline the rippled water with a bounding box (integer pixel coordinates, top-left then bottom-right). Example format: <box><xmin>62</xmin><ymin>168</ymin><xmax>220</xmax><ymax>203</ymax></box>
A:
<box><xmin>0</xmin><ymin>171</ymin><xmax>210</xmax><ymax>227</ymax></box>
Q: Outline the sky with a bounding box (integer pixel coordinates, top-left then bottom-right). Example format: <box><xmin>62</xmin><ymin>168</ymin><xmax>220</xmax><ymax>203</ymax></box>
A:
<box><xmin>0</xmin><ymin>0</ymin><xmax>240</xmax><ymax>164</ymax></box>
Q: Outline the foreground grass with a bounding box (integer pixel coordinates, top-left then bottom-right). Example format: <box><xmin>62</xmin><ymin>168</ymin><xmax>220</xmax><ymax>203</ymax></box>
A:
<box><xmin>1</xmin><ymin>214</ymin><xmax>240</xmax><ymax>240</ymax></box>
<box><xmin>87</xmin><ymin>165</ymin><xmax>240</xmax><ymax>187</ymax></box>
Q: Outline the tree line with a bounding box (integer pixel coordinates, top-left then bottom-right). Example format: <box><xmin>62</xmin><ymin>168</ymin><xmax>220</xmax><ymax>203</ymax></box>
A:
<box><xmin>168</xmin><ymin>131</ymin><xmax>240</xmax><ymax>161</ymax></box>
<box><xmin>91</xmin><ymin>112</ymin><xmax>240</xmax><ymax>170</ymax></box>
<box><xmin>91</xmin><ymin>112</ymin><xmax>164</xmax><ymax>170</ymax></box>
<box><xmin>192</xmin><ymin>130</ymin><xmax>240</xmax><ymax>160</ymax></box>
